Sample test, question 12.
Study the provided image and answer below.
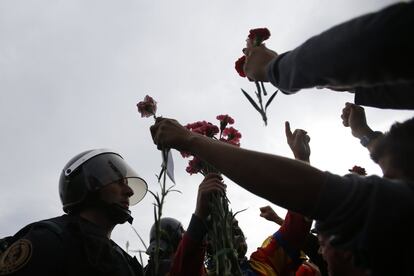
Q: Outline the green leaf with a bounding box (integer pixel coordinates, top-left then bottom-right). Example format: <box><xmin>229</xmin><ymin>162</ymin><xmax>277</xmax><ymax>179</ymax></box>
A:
<box><xmin>241</xmin><ymin>88</ymin><xmax>261</xmax><ymax>113</ymax></box>
<box><xmin>265</xmin><ymin>90</ymin><xmax>278</xmax><ymax>111</ymax></box>
<box><xmin>130</xmin><ymin>225</ymin><xmax>148</xmax><ymax>250</ymax></box>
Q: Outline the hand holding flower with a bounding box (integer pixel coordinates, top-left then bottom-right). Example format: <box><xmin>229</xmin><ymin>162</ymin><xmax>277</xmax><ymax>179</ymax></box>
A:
<box><xmin>243</xmin><ymin>45</ymin><xmax>278</xmax><ymax>82</ymax></box>
<box><xmin>150</xmin><ymin>117</ymin><xmax>195</xmax><ymax>152</ymax></box>
<box><xmin>195</xmin><ymin>174</ymin><xmax>226</xmax><ymax>220</ymax></box>
<box><xmin>234</xmin><ymin>28</ymin><xmax>278</xmax><ymax>126</ymax></box>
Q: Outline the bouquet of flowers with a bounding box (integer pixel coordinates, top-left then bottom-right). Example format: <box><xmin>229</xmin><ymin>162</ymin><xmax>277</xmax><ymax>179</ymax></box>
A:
<box><xmin>181</xmin><ymin>115</ymin><xmax>243</xmax><ymax>276</ymax></box>
<box><xmin>235</xmin><ymin>28</ymin><xmax>278</xmax><ymax>126</ymax></box>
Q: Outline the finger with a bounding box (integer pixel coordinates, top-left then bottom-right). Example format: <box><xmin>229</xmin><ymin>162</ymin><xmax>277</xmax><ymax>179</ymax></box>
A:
<box><xmin>345</xmin><ymin>102</ymin><xmax>354</xmax><ymax>108</ymax></box>
<box><xmin>201</xmin><ymin>184</ymin><xmax>226</xmax><ymax>195</ymax></box>
<box><xmin>351</xmin><ymin>104</ymin><xmax>364</xmax><ymax>113</ymax></box>
<box><xmin>296</xmin><ymin>129</ymin><xmax>307</xmax><ymax>135</ymax></box>
<box><xmin>293</xmin><ymin>130</ymin><xmax>304</xmax><ymax>143</ymax></box>
<box><xmin>200</xmin><ymin>176</ymin><xmax>226</xmax><ymax>187</ymax></box>
<box><xmin>293</xmin><ymin>129</ymin><xmax>305</xmax><ymax>139</ymax></box>
<box><xmin>150</xmin><ymin>123</ymin><xmax>159</xmax><ymax>140</ymax></box>
<box><xmin>342</xmin><ymin>118</ymin><xmax>349</xmax><ymax>127</ymax></box>
<box><xmin>285</xmin><ymin>121</ymin><xmax>293</xmax><ymax>142</ymax></box>
<box><xmin>204</xmin><ymin>173</ymin><xmax>223</xmax><ymax>181</ymax></box>
<box><xmin>342</xmin><ymin>106</ymin><xmax>351</xmax><ymax>116</ymax></box>
<box><xmin>259</xmin><ymin>206</ymin><xmax>270</xmax><ymax>212</ymax></box>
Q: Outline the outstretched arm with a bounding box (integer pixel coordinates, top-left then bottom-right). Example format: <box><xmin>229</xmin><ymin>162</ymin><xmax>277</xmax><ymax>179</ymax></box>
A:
<box><xmin>151</xmin><ymin>118</ymin><xmax>325</xmax><ymax>217</ymax></box>
<box><xmin>244</xmin><ymin>3</ymin><xmax>414</xmax><ymax>94</ymax></box>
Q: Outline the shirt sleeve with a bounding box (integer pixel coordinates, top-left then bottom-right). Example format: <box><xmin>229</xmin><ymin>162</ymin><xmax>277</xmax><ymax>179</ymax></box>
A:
<box><xmin>267</xmin><ymin>2</ymin><xmax>414</xmax><ymax>93</ymax></box>
<box><xmin>311</xmin><ymin>173</ymin><xmax>414</xmax><ymax>274</ymax></box>
<box><xmin>169</xmin><ymin>214</ymin><xmax>207</xmax><ymax>276</ymax></box>
<box><xmin>354</xmin><ymin>82</ymin><xmax>414</xmax><ymax>109</ymax></box>
<box><xmin>249</xmin><ymin>211</ymin><xmax>311</xmax><ymax>275</ymax></box>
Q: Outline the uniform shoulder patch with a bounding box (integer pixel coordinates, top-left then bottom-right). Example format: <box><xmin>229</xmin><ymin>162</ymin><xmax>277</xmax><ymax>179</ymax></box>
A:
<box><xmin>0</xmin><ymin>239</ymin><xmax>32</xmax><ymax>275</ymax></box>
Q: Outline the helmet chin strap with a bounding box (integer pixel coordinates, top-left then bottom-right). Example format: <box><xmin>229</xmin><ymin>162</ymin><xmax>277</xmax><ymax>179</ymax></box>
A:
<box><xmin>98</xmin><ymin>200</ymin><xmax>134</xmax><ymax>224</ymax></box>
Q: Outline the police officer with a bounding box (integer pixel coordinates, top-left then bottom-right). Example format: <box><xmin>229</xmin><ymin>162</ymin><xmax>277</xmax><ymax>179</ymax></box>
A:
<box><xmin>144</xmin><ymin>217</ymin><xmax>185</xmax><ymax>276</ymax></box>
<box><xmin>0</xmin><ymin>149</ymin><xmax>147</xmax><ymax>275</ymax></box>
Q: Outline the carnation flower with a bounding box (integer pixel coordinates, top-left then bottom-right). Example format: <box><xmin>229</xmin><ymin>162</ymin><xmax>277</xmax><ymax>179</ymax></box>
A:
<box><xmin>217</xmin><ymin>114</ymin><xmax>235</xmax><ymax>132</ymax></box>
<box><xmin>186</xmin><ymin>157</ymin><xmax>203</xmax><ymax>175</ymax></box>
<box><xmin>223</xmin><ymin>127</ymin><xmax>242</xmax><ymax>145</ymax></box>
<box><xmin>186</xmin><ymin>121</ymin><xmax>219</xmax><ymax>138</ymax></box>
<box><xmin>182</xmin><ymin>115</ymin><xmax>241</xmax><ymax>174</ymax></box>
<box><xmin>217</xmin><ymin>114</ymin><xmax>235</xmax><ymax>125</ymax></box>
<box><xmin>348</xmin><ymin>165</ymin><xmax>367</xmax><ymax>176</ymax></box>
<box><xmin>235</xmin><ymin>56</ymin><xmax>246</xmax><ymax>78</ymax></box>
<box><xmin>247</xmin><ymin>28</ymin><xmax>271</xmax><ymax>46</ymax></box>
<box><xmin>137</xmin><ymin>95</ymin><xmax>157</xmax><ymax>118</ymax></box>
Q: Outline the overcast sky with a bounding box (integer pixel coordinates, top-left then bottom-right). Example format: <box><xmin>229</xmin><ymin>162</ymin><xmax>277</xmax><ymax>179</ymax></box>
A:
<box><xmin>1</xmin><ymin>0</ymin><xmax>411</xmax><ymax>263</ymax></box>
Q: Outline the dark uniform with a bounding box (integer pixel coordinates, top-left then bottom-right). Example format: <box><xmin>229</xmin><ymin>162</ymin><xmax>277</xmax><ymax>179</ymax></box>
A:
<box><xmin>1</xmin><ymin>149</ymin><xmax>148</xmax><ymax>276</ymax></box>
<box><xmin>0</xmin><ymin>215</ymin><xmax>143</xmax><ymax>276</ymax></box>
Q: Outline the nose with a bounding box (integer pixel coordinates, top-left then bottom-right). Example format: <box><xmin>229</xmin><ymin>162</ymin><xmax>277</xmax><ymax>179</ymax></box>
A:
<box><xmin>121</xmin><ymin>178</ymin><xmax>134</xmax><ymax>198</ymax></box>
<box><xmin>125</xmin><ymin>184</ymin><xmax>134</xmax><ymax>198</ymax></box>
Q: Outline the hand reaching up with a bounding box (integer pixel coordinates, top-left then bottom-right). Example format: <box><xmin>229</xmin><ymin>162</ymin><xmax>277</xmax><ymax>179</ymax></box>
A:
<box><xmin>194</xmin><ymin>174</ymin><xmax>226</xmax><ymax>220</ymax></box>
<box><xmin>285</xmin><ymin>121</ymin><xmax>311</xmax><ymax>162</ymax></box>
<box><xmin>341</xmin><ymin>102</ymin><xmax>372</xmax><ymax>139</ymax></box>
<box><xmin>259</xmin><ymin>205</ymin><xmax>284</xmax><ymax>226</ymax></box>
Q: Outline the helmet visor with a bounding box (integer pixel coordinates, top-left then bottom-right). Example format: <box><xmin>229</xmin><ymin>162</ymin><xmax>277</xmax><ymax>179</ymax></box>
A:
<box><xmin>82</xmin><ymin>152</ymin><xmax>147</xmax><ymax>205</ymax></box>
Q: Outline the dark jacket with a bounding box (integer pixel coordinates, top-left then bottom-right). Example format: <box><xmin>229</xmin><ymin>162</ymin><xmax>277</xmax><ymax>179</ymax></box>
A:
<box><xmin>0</xmin><ymin>215</ymin><xmax>143</xmax><ymax>276</ymax></box>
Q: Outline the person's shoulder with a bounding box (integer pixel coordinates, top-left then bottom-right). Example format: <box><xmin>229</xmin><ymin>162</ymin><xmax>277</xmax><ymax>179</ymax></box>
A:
<box><xmin>0</xmin><ymin>215</ymin><xmax>72</xmax><ymax>275</ymax></box>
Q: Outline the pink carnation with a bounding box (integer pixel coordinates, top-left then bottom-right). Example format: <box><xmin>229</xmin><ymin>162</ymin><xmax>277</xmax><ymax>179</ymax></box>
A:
<box><xmin>222</xmin><ymin>127</ymin><xmax>242</xmax><ymax>145</ymax></box>
<box><xmin>186</xmin><ymin>121</ymin><xmax>219</xmax><ymax>138</ymax></box>
<box><xmin>217</xmin><ymin>114</ymin><xmax>235</xmax><ymax>132</ymax></box>
<box><xmin>216</xmin><ymin>114</ymin><xmax>235</xmax><ymax>124</ymax></box>
<box><xmin>186</xmin><ymin>157</ymin><xmax>203</xmax><ymax>175</ymax></box>
<box><xmin>137</xmin><ymin>95</ymin><xmax>157</xmax><ymax>118</ymax></box>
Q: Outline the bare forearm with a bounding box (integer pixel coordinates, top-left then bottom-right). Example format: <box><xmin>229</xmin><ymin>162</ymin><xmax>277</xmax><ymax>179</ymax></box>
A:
<box><xmin>188</xmin><ymin>135</ymin><xmax>326</xmax><ymax>216</ymax></box>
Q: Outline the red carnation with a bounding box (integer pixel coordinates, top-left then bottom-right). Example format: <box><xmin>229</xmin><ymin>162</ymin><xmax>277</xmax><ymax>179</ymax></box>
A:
<box><xmin>187</xmin><ymin>121</ymin><xmax>219</xmax><ymax>138</ymax></box>
<box><xmin>182</xmin><ymin>115</ymin><xmax>241</xmax><ymax>175</ymax></box>
<box><xmin>137</xmin><ymin>95</ymin><xmax>157</xmax><ymax>118</ymax></box>
<box><xmin>216</xmin><ymin>114</ymin><xmax>235</xmax><ymax>125</ymax></box>
<box><xmin>248</xmin><ymin>28</ymin><xmax>271</xmax><ymax>44</ymax></box>
<box><xmin>222</xmin><ymin>127</ymin><xmax>242</xmax><ymax>146</ymax></box>
<box><xmin>217</xmin><ymin>114</ymin><xmax>235</xmax><ymax>132</ymax></box>
<box><xmin>235</xmin><ymin>55</ymin><xmax>246</xmax><ymax>78</ymax></box>
<box><xmin>348</xmin><ymin>165</ymin><xmax>367</xmax><ymax>176</ymax></box>
<box><xmin>186</xmin><ymin>157</ymin><xmax>203</xmax><ymax>175</ymax></box>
